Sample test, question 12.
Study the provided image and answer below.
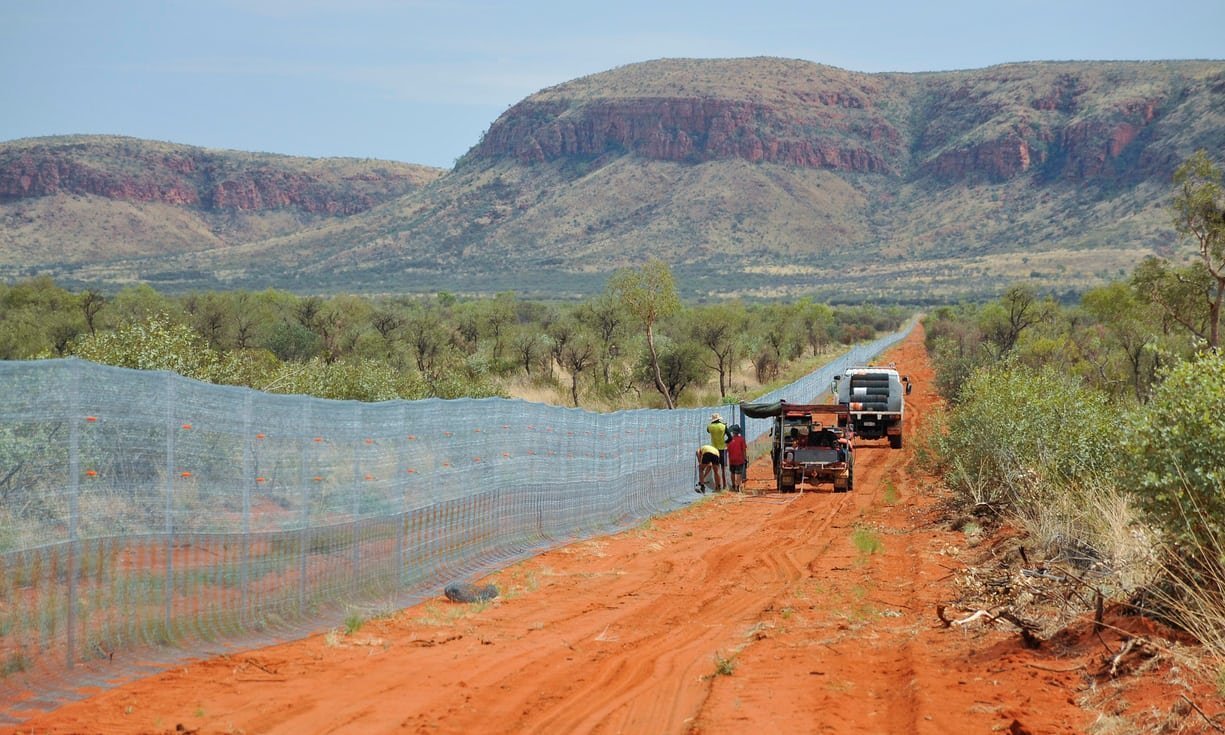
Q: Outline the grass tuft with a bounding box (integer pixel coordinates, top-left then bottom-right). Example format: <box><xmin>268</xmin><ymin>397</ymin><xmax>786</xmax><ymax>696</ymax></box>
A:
<box><xmin>851</xmin><ymin>525</ymin><xmax>883</xmax><ymax>556</ymax></box>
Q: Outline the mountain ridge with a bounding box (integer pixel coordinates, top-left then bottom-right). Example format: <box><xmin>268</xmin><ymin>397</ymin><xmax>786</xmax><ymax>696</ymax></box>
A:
<box><xmin>2</xmin><ymin>58</ymin><xmax>1222</xmax><ymax>300</ymax></box>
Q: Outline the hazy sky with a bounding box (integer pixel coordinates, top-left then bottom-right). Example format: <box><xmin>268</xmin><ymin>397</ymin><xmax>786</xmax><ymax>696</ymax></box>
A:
<box><xmin>3</xmin><ymin>0</ymin><xmax>1222</xmax><ymax>168</ymax></box>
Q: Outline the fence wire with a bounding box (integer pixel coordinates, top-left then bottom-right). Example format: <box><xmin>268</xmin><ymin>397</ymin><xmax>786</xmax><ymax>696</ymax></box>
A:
<box><xmin>0</xmin><ymin>325</ymin><xmax>910</xmax><ymax>721</ymax></box>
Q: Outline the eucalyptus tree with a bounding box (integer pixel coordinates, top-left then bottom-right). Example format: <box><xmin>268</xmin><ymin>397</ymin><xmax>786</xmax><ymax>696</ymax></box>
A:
<box><xmin>79</xmin><ymin>289</ymin><xmax>106</xmax><ymax>336</ymax></box>
<box><xmin>687</xmin><ymin>302</ymin><xmax>744</xmax><ymax>399</ymax></box>
<box><xmin>0</xmin><ymin>277</ymin><xmax>83</xmax><ymax>358</ymax></box>
<box><xmin>1135</xmin><ymin>151</ymin><xmax>1225</xmax><ymax>350</ymax></box>
<box><xmin>796</xmin><ymin>298</ymin><xmax>835</xmax><ymax>358</ymax></box>
<box><xmin>606</xmin><ymin>258</ymin><xmax>681</xmax><ymax>408</ymax></box>
<box><xmin>511</xmin><ymin>326</ymin><xmax>541</xmax><ymax>377</ymax></box>
<box><xmin>643</xmin><ymin>340</ymin><xmax>707</xmax><ymax>407</ymax></box>
<box><xmin>556</xmin><ymin>324</ymin><xmax>597</xmax><ymax>407</ymax></box>
<box><xmin>978</xmin><ymin>284</ymin><xmax>1053</xmax><ymax>357</ymax></box>
<box><xmin>575</xmin><ymin>295</ymin><xmax>627</xmax><ymax>389</ymax></box>
<box><xmin>1080</xmin><ymin>282</ymin><xmax>1167</xmax><ymax>400</ymax></box>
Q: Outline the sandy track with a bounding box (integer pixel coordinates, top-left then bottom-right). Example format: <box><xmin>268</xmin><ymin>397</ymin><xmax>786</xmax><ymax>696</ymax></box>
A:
<box><xmin>4</xmin><ymin>327</ymin><xmax>1202</xmax><ymax>734</ymax></box>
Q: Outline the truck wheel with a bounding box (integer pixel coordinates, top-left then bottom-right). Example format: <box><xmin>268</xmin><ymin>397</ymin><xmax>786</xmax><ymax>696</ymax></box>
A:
<box><xmin>889</xmin><ymin>434</ymin><xmax>903</xmax><ymax>449</ymax></box>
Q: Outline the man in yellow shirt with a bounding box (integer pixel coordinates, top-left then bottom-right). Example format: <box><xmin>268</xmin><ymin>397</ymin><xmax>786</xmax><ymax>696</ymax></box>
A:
<box><xmin>707</xmin><ymin>413</ymin><xmax>729</xmax><ymax>488</ymax></box>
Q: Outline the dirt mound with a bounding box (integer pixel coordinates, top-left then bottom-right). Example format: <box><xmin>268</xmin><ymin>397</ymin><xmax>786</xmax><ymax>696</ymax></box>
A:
<box><xmin>4</xmin><ymin>326</ymin><xmax>1220</xmax><ymax>735</ymax></box>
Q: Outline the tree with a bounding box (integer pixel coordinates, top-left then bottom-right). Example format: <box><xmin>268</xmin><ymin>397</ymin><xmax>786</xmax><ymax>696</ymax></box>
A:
<box><xmin>979</xmin><ymin>284</ymin><xmax>1052</xmax><ymax>356</ymax></box>
<box><xmin>557</xmin><ymin>331</ymin><xmax>596</xmax><ymax>407</ymax></box>
<box><xmin>311</xmin><ymin>295</ymin><xmax>372</xmax><ymax>362</ymax></box>
<box><xmin>644</xmin><ymin>341</ymin><xmax>707</xmax><ymax>406</ymax></box>
<box><xmin>404</xmin><ymin>308</ymin><xmax>449</xmax><ymax>377</ymax></box>
<box><xmin>229</xmin><ymin>292</ymin><xmax>265</xmax><ymax>350</ymax></box>
<box><xmin>1131</xmin><ymin>257</ymin><xmax>1214</xmax><ymax>346</ymax></box>
<box><xmin>485</xmin><ymin>292</ymin><xmax>518</xmax><ymax>362</ymax></box>
<box><xmin>689</xmin><ymin>304</ymin><xmax>743</xmax><ymax>399</ymax></box>
<box><xmin>0</xmin><ymin>277</ymin><xmax>83</xmax><ymax>358</ymax></box>
<box><xmin>753</xmin><ymin>303</ymin><xmax>801</xmax><ymax>379</ymax></box>
<box><xmin>606</xmin><ymin>259</ymin><xmax>681</xmax><ymax>408</ymax></box>
<box><xmin>576</xmin><ymin>295</ymin><xmax>626</xmax><ymax>388</ymax></box>
<box><xmin>1171</xmin><ymin>150</ymin><xmax>1225</xmax><ymax>349</ymax></box>
<box><xmin>796</xmin><ymin>299</ymin><xmax>835</xmax><ymax>358</ymax></box>
<box><xmin>185</xmin><ymin>291</ymin><xmax>231</xmax><ymax>348</ymax></box>
<box><xmin>1080</xmin><ymin>282</ymin><xmax>1164</xmax><ymax>400</ymax></box>
<box><xmin>79</xmin><ymin>289</ymin><xmax>106</xmax><ymax>336</ymax></box>
<box><xmin>110</xmin><ymin>283</ymin><xmax>181</xmax><ymax>324</ymax></box>
<box><xmin>511</xmin><ymin>327</ymin><xmax>540</xmax><ymax>377</ymax></box>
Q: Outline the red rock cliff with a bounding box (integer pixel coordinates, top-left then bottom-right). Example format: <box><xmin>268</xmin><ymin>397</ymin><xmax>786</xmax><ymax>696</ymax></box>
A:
<box><xmin>465</xmin><ymin>61</ymin><xmax>1203</xmax><ymax>186</ymax></box>
<box><xmin>473</xmin><ymin>97</ymin><xmax>900</xmax><ymax>175</ymax></box>
<box><xmin>0</xmin><ymin>142</ymin><xmax>437</xmax><ymax>214</ymax></box>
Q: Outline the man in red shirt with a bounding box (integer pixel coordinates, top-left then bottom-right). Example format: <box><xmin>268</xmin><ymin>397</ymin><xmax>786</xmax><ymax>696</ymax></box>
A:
<box><xmin>726</xmin><ymin>424</ymin><xmax>748</xmax><ymax>492</ymax></box>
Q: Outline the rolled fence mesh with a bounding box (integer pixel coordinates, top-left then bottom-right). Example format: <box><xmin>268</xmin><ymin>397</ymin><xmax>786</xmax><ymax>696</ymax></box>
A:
<box><xmin>0</xmin><ymin>324</ymin><xmax>911</xmax><ymax>720</ymax></box>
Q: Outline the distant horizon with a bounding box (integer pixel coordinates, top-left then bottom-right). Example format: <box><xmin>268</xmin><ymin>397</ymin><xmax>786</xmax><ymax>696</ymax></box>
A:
<box><xmin>3</xmin><ymin>1</ymin><xmax>1223</xmax><ymax>168</ymax></box>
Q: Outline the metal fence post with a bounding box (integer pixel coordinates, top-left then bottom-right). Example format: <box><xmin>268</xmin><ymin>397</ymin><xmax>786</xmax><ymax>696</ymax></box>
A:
<box><xmin>66</xmin><ymin>362</ymin><xmax>80</xmax><ymax>669</ymax></box>
<box><xmin>241</xmin><ymin>392</ymin><xmax>253</xmax><ymax>624</ymax></box>
<box><xmin>163</xmin><ymin>372</ymin><xmax>176</xmax><ymax>641</ymax></box>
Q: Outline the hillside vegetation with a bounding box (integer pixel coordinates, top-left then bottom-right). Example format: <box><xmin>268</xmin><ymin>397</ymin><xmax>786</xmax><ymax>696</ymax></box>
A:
<box><xmin>2</xmin><ymin>58</ymin><xmax>1222</xmax><ymax>299</ymax></box>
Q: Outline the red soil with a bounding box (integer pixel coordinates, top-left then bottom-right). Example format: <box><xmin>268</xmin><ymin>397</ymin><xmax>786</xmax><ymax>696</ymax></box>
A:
<box><xmin>4</xmin><ymin>327</ymin><xmax>1219</xmax><ymax>734</ymax></box>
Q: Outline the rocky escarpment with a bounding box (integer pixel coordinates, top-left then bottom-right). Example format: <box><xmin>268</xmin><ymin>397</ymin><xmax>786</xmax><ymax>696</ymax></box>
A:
<box><xmin>0</xmin><ymin>137</ymin><xmax>442</xmax><ymax>214</ymax></box>
<box><xmin>467</xmin><ymin>60</ymin><xmax>1222</xmax><ymax>185</ymax></box>
<box><xmin>474</xmin><ymin>96</ymin><xmax>900</xmax><ymax>174</ymax></box>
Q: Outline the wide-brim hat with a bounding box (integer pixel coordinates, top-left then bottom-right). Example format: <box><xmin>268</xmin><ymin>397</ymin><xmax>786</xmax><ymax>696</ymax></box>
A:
<box><xmin>711</xmin><ymin>413</ymin><xmax>723</xmax><ymax>422</ymax></box>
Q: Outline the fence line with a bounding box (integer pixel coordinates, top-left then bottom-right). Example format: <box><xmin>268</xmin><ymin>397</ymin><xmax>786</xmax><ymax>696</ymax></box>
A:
<box><xmin>0</xmin><ymin>324</ymin><xmax>911</xmax><ymax>721</ymax></box>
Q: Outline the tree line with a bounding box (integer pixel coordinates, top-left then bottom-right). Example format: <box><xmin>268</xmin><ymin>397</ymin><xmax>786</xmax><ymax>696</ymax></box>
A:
<box><xmin>0</xmin><ymin>260</ymin><xmax>907</xmax><ymax>409</ymax></box>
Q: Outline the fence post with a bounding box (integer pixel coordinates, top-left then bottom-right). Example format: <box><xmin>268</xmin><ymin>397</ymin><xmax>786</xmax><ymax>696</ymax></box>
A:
<box><xmin>351</xmin><ymin>404</ymin><xmax>362</xmax><ymax>595</ymax></box>
<box><xmin>298</xmin><ymin>403</ymin><xmax>312</xmax><ymax>614</ymax></box>
<box><xmin>396</xmin><ymin>402</ymin><xmax>408</xmax><ymax>588</ymax></box>
<box><xmin>66</xmin><ymin>362</ymin><xmax>81</xmax><ymax>669</ymax></box>
<box><xmin>163</xmin><ymin>372</ymin><xmax>176</xmax><ymax>641</ymax></box>
<box><xmin>241</xmin><ymin>392</ymin><xmax>253</xmax><ymax>624</ymax></box>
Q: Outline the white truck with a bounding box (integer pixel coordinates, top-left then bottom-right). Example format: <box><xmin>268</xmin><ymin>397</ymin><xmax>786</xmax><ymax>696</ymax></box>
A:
<box><xmin>832</xmin><ymin>365</ymin><xmax>912</xmax><ymax>449</ymax></box>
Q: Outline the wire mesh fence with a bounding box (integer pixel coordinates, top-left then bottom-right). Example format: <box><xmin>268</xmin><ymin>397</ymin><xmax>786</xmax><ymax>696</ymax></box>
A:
<box><xmin>0</xmin><ymin>324</ymin><xmax>911</xmax><ymax>720</ymax></box>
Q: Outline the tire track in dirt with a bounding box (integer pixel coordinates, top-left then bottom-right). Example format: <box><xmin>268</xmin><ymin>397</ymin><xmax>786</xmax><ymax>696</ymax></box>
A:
<box><xmin>467</xmin><ymin>490</ymin><xmax>858</xmax><ymax>734</ymax></box>
<box><xmin>688</xmin><ymin>437</ymin><xmax>926</xmax><ymax>734</ymax></box>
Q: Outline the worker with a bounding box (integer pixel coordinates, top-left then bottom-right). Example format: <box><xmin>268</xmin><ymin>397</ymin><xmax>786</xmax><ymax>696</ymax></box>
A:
<box><xmin>726</xmin><ymin>425</ymin><xmax>748</xmax><ymax>492</ymax></box>
<box><xmin>707</xmin><ymin>412</ymin><xmax>730</xmax><ymax>488</ymax></box>
<box><xmin>695</xmin><ymin>443</ymin><xmax>724</xmax><ymax>493</ymax></box>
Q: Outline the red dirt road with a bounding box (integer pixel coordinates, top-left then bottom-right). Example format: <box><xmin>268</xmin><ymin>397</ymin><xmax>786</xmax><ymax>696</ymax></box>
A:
<box><xmin>3</xmin><ymin>328</ymin><xmax>1213</xmax><ymax>734</ymax></box>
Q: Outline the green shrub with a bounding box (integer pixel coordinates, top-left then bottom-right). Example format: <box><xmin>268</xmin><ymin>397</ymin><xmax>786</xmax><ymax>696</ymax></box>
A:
<box><xmin>65</xmin><ymin>313</ymin><xmax>220</xmax><ymax>381</ymax></box>
<box><xmin>931</xmin><ymin>362</ymin><xmax>1124</xmax><ymax>513</ymax></box>
<box><xmin>1130</xmin><ymin>350</ymin><xmax>1225</xmax><ymax>557</ymax></box>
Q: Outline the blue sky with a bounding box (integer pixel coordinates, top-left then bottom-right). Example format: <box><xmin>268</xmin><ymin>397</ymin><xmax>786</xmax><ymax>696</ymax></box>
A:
<box><xmin>2</xmin><ymin>0</ymin><xmax>1222</xmax><ymax>168</ymax></box>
